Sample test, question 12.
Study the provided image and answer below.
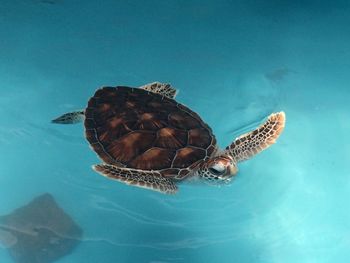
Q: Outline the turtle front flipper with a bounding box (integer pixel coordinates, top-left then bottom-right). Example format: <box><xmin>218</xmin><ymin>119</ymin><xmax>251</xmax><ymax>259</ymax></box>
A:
<box><xmin>51</xmin><ymin>110</ymin><xmax>85</xmax><ymax>124</ymax></box>
<box><xmin>225</xmin><ymin>112</ymin><xmax>286</xmax><ymax>162</ymax></box>
<box><xmin>139</xmin><ymin>82</ymin><xmax>178</xmax><ymax>99</ymax></box>
<box><xmin>93</xmin><ymin>164</ymin><xmax>178</xmax><ymax>194</ymax></box>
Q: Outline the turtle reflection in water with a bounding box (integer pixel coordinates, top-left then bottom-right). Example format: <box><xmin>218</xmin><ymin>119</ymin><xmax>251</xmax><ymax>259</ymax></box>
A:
<box><xmin>52</xmin><ymin>82</ymin><xmax>285</xmax><ymax>194</ymax></box>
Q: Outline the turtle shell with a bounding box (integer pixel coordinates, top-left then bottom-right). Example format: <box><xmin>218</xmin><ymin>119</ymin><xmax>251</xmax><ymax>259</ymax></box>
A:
<box><xmin>84</xmin><ymin>86</ymin><xmax>217</xmax><ymax>179</ymax></box>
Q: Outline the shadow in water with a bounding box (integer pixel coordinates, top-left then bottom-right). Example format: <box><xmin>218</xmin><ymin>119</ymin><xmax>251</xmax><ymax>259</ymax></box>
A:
<box><xmin>0</xmin><ymin>193</ymin><xmax>82</xmax><ymax>263</ymax></box>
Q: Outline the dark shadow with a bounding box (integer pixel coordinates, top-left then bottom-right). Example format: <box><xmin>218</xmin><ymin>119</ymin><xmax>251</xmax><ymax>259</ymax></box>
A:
<box><xmin>0</xmin><ymin>193</ymin><xmax>82</xmax><ymax>263</ymax></box>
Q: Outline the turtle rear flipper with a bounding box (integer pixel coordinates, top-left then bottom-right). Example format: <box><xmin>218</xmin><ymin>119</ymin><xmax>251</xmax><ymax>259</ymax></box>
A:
<box><xmin>52</xmin><ymin>110</ymin><xmax>85</xmax><ymax>124</ymax></box>
<box><xmin>139</xmin><ymin>82</ymin><xmax>178</xmax><ymax>99</ymax></box>
<box><xmin>225</xmin><ymin>112</ymin><xmax>286</xmax><ymax>162</ymax></box>
<box><xmin>93</xmin><ymin>164</ymin><xmax>178</xmax><ymax>194</ymax></box>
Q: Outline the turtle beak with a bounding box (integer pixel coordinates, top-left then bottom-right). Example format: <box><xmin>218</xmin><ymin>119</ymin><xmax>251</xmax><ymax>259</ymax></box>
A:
<box><xmin>228</xmin><ymin>163</ymin><xmax>238</xmax><ymax>176</ymax></box>
<box><xmin>217</xmin><ymin>164</ymin><xmax>237</xmax><ymax>184</ymax></box>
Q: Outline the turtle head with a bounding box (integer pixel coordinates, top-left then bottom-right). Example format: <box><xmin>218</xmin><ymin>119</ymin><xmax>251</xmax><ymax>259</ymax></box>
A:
<box><xmin>199</xmin><ymin>155</ymin><xmax>238</xmax><ymax>184</ymax></box>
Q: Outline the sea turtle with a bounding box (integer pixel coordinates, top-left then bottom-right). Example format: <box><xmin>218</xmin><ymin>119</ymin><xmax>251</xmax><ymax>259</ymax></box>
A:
<box><xmin>52</xmin><ymin>82</ymin><xmax>285</xmax><ymax>194</ymax></box>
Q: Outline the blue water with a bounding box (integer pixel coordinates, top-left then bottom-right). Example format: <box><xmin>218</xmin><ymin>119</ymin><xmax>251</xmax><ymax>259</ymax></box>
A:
<box><xmin>1</xmin><ymin>1</ymin><xmax>350</xmax><ymax>262</ymax></box>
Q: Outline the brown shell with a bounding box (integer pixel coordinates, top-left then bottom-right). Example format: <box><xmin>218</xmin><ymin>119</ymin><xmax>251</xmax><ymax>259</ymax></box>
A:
<box><xmin>84</xmin><ymin>86</ymin><xmax>217</xmax><ymax>178</ymax></box>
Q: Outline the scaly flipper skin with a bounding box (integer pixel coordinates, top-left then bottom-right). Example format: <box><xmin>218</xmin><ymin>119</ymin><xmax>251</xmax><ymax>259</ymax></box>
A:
<box><xmin>93</xmin><ymin>164</ymin><xmax>178</xmax><ymax>194</ymax></box>
<box><xmin>139</xmin><ymin>82</ymin><xmax>178</xmax><ymax>99</ymax></box>
<box><xmin>225</xmin><ymin>112</ymin><xmax>286</xmax><ymax>162</ymax></box>
<box><xmin>52</xmin><ymin>110</ymin><xmax>85</xmax><ymax>124</ymax></box>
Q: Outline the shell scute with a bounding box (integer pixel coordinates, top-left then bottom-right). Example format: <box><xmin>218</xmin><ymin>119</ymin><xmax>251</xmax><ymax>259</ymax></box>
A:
<box><xmin>134</xmin><ymin>112</ymin><xmax>168</xmax><ymax>131</ymax></box>
<box><xmin>129</xmin><ymin>148</ymin><xmax>176</xmax><ymax>170</ymax></box>
<box><xmin>168</xmin><ymin>111</ymin><xmax>201</xmax><ymax>130</ymax></box>
<box><xmin>172</xmin><ymin>147</ymin><xmax>206</xmax><ymax>168</ymax></box>
<box><xmin>155</xmin><ymin>127</ymin><xmax>188</xmax><ymax>149</ymax></box>
<box><xmin>188</xmin><ymin>128</ymin><xmax>211</xmax><ymax>148</ymax></box>
<box><xmin>105</xmin><ymin>131</ymin><xmax>156</xmax><ymax>163</ymax></box>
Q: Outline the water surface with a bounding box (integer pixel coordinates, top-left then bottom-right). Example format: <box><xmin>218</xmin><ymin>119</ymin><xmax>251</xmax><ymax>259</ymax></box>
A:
<box><xmin>1</xmin><ymin>1</ymin><xmax>350</xmax><ymax>262</ymax></box>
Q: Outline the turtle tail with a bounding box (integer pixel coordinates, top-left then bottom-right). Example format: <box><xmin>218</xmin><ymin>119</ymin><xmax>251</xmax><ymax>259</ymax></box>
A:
<box><xmin>51</xmin><ymin>110</ymin><xmax>85</xmax><ymax>124</ymax></box>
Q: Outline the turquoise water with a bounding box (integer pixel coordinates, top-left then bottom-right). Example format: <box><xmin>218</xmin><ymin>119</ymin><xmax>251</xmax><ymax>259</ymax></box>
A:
<box><xmin>1</xmin><ymin>0</ymin><xmax>350</xmax><ymax>262</ymax></box>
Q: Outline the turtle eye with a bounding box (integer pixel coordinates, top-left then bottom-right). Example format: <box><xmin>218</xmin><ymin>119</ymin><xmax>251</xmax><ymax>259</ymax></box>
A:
<box><xmin>208</xmin><ymin>163</ymin><xmax>226</xmax><ymax>176</ymax></box>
